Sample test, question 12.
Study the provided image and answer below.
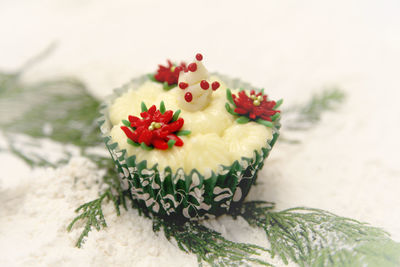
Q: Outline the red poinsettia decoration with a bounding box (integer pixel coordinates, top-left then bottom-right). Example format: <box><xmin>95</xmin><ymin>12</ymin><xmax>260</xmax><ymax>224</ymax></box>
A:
<box><xmin>226</xmin><ymin>89</ymin><xmax>282</xmax><ymax>127</ymax></box>
<box><xmin>154</xmin><ymin>60</ymin><xmax>187</xmax><ymax>86</ymax></box>
<box><xmin>120</xmin><ymin>102</ymin><xmax>190</xmax><ymax>150</ymax></box>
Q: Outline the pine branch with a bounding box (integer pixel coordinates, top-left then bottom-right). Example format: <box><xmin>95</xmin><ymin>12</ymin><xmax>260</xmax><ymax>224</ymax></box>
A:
<box><xmin>67</xmin><ymin>189</ymin><xmax>113</xmax><ymax>248</ymax></box>
<box><xmin>284</xmin><ymin>87</ymin><xmax>345</xmax><ymax>131</ymax></box>
<box><xmin>91</xmin><ymin>154</ymin><xmax>128</xmax><ymax>212</ymax></box>
<box><xmin>299</xmin><ymin>88</ymin><xmax>345</xmax><ymax>121</ymax></box>
<box><xmin>0</xmin><ymin>60</ymin><xmax>101</xmax><ymax>148</ymax></box>
<box><xmin>153</xmin><ymin>217</ymin><xmax>273</xmax><ymax>267</ymax></box>
<box><xmin>66</xmin><ymin>154</ymin><xmax>129</xmax><ymax>248</ymax></box>
<box><xmin>236</xmin><ymin>201</ymin><xmax>400</xmax><ymax>267</ymax></box>
<box><xmin>6</xmin><ymin>137</ymin><xmax>71</xmax><ymax>168</ymax></box>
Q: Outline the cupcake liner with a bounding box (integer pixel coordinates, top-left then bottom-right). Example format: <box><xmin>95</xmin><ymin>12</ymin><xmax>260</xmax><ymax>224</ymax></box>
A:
<box><xmin>99</xmin><ymin>74</ymin><xmax>280</xmax><ymax>220</ymax></box>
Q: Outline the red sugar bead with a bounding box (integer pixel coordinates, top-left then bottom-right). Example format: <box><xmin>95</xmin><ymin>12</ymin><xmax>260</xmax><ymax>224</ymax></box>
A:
<box><xmin>188</xmin><ymin>63</ymin><xmax>197</xmax><ymax>72</ymax></box>
<box><xmin>179</xmin><ymin>82</ymin><xmax>188</xmax><ymax>89</ymax></box>
<box><xmin>200</xmin><ymin>80</ymin><xmax>209</xmax><ymax>90</ymax></box>
<box><xmin>184</xmin><ymin>92</ymin><xmax>193</xmax><ymax>102</ymax></box>
<box><xmin>196</xmin><ymin>53</ymin><xmax>203</xmax><ymax>61</ymax></box>
<box><xmin>212</xmin><ymin>81</ymin><xmax>220</xmax><ymax>90</ymax></box>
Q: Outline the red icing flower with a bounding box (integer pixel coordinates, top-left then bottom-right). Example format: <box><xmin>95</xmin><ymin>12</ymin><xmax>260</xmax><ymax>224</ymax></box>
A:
<box><xmin>120</xmin><ymin>104</ymin><xmax>186</xmax><ymax>150</ymax></box>
<box><xmin>232</xmin><ymin>90</ymin><xmax>279</xmax><ymax>121</ymax></box>
<box><xmin>154</xmin><ymin>60</ymin><xmax>187</xmax><ymax>86</ymax></box>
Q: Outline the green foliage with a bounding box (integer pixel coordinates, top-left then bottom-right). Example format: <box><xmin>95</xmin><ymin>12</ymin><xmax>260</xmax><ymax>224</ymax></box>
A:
<box><xmin>7</xmin><ymin>139</ymin><xmax>58</xmax><ymax>168</ymax></box>
<box><xmin>176</xmin><ymin>130</ymin><xmax>191</xmax><ymax>136</ymax></box>
<box><xmin>274</xmin><ymin>99</ymin><xmax>283</xmax><ymax>110</ymax></box>
<box><xmin>2</xmin><ymin>133</ymin><xmax>74</xmax><ymax>168</ymax></box>
<box><xmin>167</xmin><ymin>139</ymin><xmax>176</xmax><ymax>148</ymax></box>
<box><xmin>270</xmin><ymin>113</ymin><xmax>280</xmax><ymax>121</ymax></box>
<box><xmin>122</xmin><ymin>119</ymin><xmax>130</xmax><ymax>127</ymax></box>
<box><xmin>141</xmin><ymin>101</ymin><xmax>148</xmax><ymax>112</ymax></box>
<box><xmin>153</xmin><ymin>217</ymin><xmax>273</xmax><ymax>267</ymax></box>
<box><xmin>160</xmin><ymin>100</ymin><xmax>166</xmax><ymax>114</ymax></box>
<box><xmin>285</xmin><ymin>87</ymin><xmax>345</xmax><ymax>130</ymax></box>
<box><xmin>67</xmin><ymin>153</ymin><xmax>127</xmax><ymax>248</ymax></box>
<box><xmin>234</xmin><ymin>201</ymin><xmax>400</xmax><ymax>267</ymax></box>
<box><xmin>127</xmin><ymin>139</ymin><xmax>140</xmax><ymax>146</ymax></box>
<box><xmin>226</xmin><ymin>88</ymin><xmax>235</xmax><ymax>105</ymax></box>
<box><xmin>172</xmin><ymin>109</ymin><xmax>181</xmax><ymax>122</ymax></box>
<box><xmin>147</xmin><ymin>74</ymin><xmax>157</xmax><ymax>82</ymax></box>
<box><xmin>225</xmin><ymin>102</ymin><xmax>236</xmax><ymax>115</ymax></box>
<box><xmin>163</xmin><ymin>83</ymin><xmax>176</xmax><ymax>91</ymax></box>
<box><xmin>0</xmin><ymin>72</ymin><xmax>101</xmax><ymax>147</ymax></box>
<box><xmin>67</xmin><ymin>189</ymin><xmax>114</xmax><ymax>248</ymax></box>
<box><xmin>236</xmin><ymin>116</ymin><xmax>250</xmax><ymax>124</ymax></box>
<box><xmin>300</xmin><ymin>88</ymin><xmax>345</xmax><ymax>122</ymax></box>
<box><xmin>256</xmin><ymin>118</ymin><xmax>274</xmax><ymax>128</ymax></box>
<box><xmin>140</xmin><ymin>142</ymin><xmax>153</xmax><ymax>150</ymax></box>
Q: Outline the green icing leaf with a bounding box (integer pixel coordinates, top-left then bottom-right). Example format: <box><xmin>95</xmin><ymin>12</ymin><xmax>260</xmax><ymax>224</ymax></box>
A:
<box><xmin>270</xmin><ymin>113</ymin><xmax>280</xmax><ymax>121</ymax></box>
<box><xmin>127</xmin><ymin>139</ymin><xmax>139</xmax><ymax>147</ymax></box>
<box><xmin>147</xmin><ymin>73</ymin><xmax>157</xmax><ymax>82</ymax></box>
<box><xmin>256</xmin><ymin>118</ymin><xmax>274</xmax><ymax>128</ymax></box>
<box><xmin>226</xmin><ymin>88</ymin><xmax>235</xmax><ymax>105</ymax></box>
<box><xmin>140</xmin><ymin>142</ymin><xmax>153</xmax><ymax>150</ymax></box>
<box><xmin>167</xmin><ymin>139</ymin><xmax>176</xmax><ymax>148</ymax></box>
<box><xmin>162</xmin><ymin>82</ymin><xmax>176</xmax><ymax>91</ymax></box>
<box><xmin>160</xmin><ymin>101</ymin><xmax>166</xmax><ymax>114</ymax></box>
<box><xmin>141</xmin><ymin>101</ymin><xmax>148</xmax><ymax>112</ymax></box>
<box><xmin>176</xmin><ymin>130</ymin><xmax>191</xmax><ymax>136</ymax></box>
<box><xmin>122</xmin><ymin>119</ymin><xmax>130</xmax><ymax>127</ymax></box>
<box><xmin>172</xmin><ymin>109</ymin><xmax>181</xmax><ymax>122</ymax></box>
<box><xmin>274</xmin><ymin>99</ymin><xmax>283</xmax><ymax>110</ymax></box>
<box><xmin>225</xmin><ymin>103</ymin><xmax>237</xmax><ymax>115</ymax></box>
<box><xmin>236</xmin><ymin>116</ymin><xmax>250</xmax><ymax>124</ymax></box>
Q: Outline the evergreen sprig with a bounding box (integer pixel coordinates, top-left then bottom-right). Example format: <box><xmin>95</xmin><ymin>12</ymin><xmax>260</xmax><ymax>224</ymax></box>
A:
<box><xmin>234</xmin><ymin>201</ymin><xmax>400</xmax><ymax>267</ymax></box>
<box><xmin>300</xmin><ymin>88</ymin><xmax>345</xmax><ymax>122</ymax></box>
<box><xmin>153</xmin><ymin>217</ymin><xmax>273</xmax><ymax>267</ymax></box>
<box><xmin>67</xmin><ymin>189</ymin><xmax>113</xmax><ymax>248</ymax></box>
<box><xmin>0</xmin><ymin>62</ymin><xmax>101</xmax><ymax>148</ymax></box>
<box><xmin>285</xmin><ymin>87</ymin><xmax>345</xmax><ymax>130</ymax></box>
<box><xmin>66</xmin><ymin>154</ymin><xmax>127</xmax><ymax>248</ymax></box>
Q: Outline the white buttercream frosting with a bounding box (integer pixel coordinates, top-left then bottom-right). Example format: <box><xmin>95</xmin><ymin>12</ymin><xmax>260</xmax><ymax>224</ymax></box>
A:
<box><xmin>109</xmin><ymin>76</ymin><xmax>273</xmax><ymax>173</ymax></box>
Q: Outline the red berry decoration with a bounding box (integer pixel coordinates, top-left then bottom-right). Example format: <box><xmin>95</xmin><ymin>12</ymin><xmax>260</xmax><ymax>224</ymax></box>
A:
<box><xmin>154</xmin><ymin>60</ymin><xmax>187</xmax><ymax>86</ymax></box>
<box><xmin>184</xmin><ymin>92</ymin><xmax>193</xmax><ymax>102</ymax></box>
<box><xmin>179</xmin><ymin>82</ymin><xmax>188</xmax><ymax>89</ymax></box>
<box><xmin>188</xmin><ymin>63</ymin><xmax>197</xmax><ymax>72</ymax></box>
<box><xmin>200</xmin><ymin>80</ymin><xmax>209</xmax><ymax>90</ymax></box>
<box><xmin>196</xmin><ymin>53</ymin><xmax>203</xmax><ymax>61</ymax></box>
<box><xmin>120</xmin><ymin>104</ymin><xmax>187</xmax><ymax>150</ymax></box>
<box><xmin>212</xmin><ymin>81</ymin><xmax>220</xmax><ymax>91</ymax></box>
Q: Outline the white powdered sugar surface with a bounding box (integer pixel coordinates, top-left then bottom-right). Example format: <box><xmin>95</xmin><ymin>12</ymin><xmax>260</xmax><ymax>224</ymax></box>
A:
<box><xmin>1</xmin><ymin>1</ymin><xmax>399</xmax><ymax>266</ymax></box>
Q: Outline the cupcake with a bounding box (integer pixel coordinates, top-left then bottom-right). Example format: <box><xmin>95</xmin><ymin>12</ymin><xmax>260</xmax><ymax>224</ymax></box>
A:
<box><xmin>99</xmin><ymin>53</ymin><xmax>281</xmax><ymax>219</ymax></box>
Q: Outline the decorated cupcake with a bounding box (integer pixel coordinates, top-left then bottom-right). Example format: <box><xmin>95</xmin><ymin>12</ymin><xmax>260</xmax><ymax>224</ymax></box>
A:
<box><xmin>99</xmin><ymin>53</ymin><xmax>282</xmax><ymax>219</ymax></box>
